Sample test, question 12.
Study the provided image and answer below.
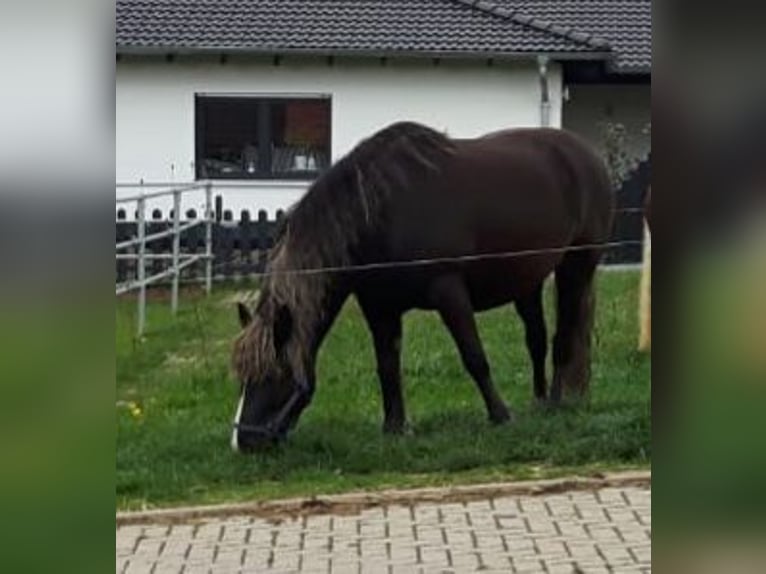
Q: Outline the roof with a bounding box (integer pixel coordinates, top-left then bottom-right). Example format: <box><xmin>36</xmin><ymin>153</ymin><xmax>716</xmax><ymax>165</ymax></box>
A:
<box><xmin>116</xmin><ymin>1</ymin><xmax>650</xmax><ymax>74</ymax></box>
<box><xmin>116</xmin><ymin>0</ymin><xmax>609</xmax><ymax>60</ymax></box>
<box><xmin>495</xmin><ymin>1</ymin><xmax>651</xmax><ymax>73</ymax></box>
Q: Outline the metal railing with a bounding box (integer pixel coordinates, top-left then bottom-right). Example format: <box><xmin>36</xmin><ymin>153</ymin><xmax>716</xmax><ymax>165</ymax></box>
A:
<box><xmin>116</xmin><ymin>182</ymin><xmax>214</xmax><ymax>337</ymax></box>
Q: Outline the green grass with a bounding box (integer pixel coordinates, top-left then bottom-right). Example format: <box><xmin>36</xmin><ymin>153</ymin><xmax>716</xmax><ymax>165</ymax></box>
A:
<box><xmin>116</xmin><ymin>271</ymin><xmax>650</xmax><ymax>510</ymax></box>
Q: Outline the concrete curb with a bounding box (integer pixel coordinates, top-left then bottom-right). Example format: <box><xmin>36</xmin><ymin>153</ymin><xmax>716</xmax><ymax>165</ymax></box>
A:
<box><xmin>116</xmin><ymin>470</ymin><xmax>650</xmax><ymax>526</ymax></box>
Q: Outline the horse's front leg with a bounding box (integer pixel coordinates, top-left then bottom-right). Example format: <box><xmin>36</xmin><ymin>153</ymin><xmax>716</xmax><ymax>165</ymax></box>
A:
<box><xmin>429</xmin><ymin>275</ymin><xmax>512</xmax><ymax>424</ymax></box>
<box><xmin>359</xmin><ymin>300</ymin><xmax>407</xmax><ymax>434</ymax></box>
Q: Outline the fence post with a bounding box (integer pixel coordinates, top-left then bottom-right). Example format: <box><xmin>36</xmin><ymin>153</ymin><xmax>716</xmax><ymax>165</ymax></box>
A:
<box><xmin>171</xmin><ymin>189</ymin><xmax>181</xmax><ymax>314</ymax></box>
<box><xmin>137</xmin><ymin>195</ymin><xmax>146</xmax><ymax>337</ymax></box>
<box><xmin>205</xmin><ymin>181</ymin><xmax>213</xmax><ymax>295</ymax></box>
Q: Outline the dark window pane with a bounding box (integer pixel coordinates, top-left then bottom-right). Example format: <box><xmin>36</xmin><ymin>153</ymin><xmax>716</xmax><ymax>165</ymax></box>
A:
<box><xmin>270</xmin><ymin>99</ymin><xmax>331</xmax><ymax>175</ymax></box>
<box><xmin>200</xmin><ymin>98</ymin><xmax>260</xmax><ymax>178</ymax></box>
<box><xmin>196</xmin><ymin>96</ymin><xmax>330</xmax><ymax>179</ymax></box>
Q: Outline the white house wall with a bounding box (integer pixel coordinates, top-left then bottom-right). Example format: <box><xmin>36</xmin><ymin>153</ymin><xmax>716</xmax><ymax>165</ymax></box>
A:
<box><xmin>116</xmin><ymin>55</ymin><xmax>562</xmax><ymax>218</ymax></box>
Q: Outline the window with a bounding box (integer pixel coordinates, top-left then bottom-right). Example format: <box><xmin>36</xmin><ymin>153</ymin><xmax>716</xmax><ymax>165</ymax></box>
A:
<box><xmin>195</xmin><ymin>96</ymin><xmax>331</xmax><ymax>180</ymax></box>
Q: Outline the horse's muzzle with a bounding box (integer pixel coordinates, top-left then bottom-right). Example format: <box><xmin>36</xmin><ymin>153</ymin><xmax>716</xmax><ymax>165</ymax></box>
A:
<box><xmin>232</xmin><ymin>381</ymin><xmax>313</xmax><ymax>452</ymax></box>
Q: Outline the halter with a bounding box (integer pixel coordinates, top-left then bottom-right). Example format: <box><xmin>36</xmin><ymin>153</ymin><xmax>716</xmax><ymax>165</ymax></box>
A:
<box><xmin>232</xmin><ymin>380</ymin><xmax>312</xmax><ymax>442</ymax></box>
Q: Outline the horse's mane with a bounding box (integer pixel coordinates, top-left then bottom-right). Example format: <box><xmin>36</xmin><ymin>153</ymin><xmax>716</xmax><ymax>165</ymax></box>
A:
<box><xmin>278</xmin><ymin>121</ymin><xmax>454</xmax><ymax>269</ymax></box>
<box><xmin>233</xmin><ymin>121</ymin><xmax>455</xmax><ymax>383</ymax></box>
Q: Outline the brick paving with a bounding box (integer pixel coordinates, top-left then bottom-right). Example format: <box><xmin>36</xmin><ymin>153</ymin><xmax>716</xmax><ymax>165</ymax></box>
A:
<box><xmin>116</xmin><ymin>486</ymin><xmax>650</xmax><ymax>573</ymax></box>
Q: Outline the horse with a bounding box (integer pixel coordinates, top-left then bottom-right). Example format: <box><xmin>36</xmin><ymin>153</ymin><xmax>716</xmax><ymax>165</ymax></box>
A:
<box><xmin>638</xmin><ymin>187</ymin><xmax>651</xmax><ymax>352</ymax></box>
<box><xmin>230</xmin><ymin>121</ymin><xmax>614</xmax><ymax>452</ymax></box>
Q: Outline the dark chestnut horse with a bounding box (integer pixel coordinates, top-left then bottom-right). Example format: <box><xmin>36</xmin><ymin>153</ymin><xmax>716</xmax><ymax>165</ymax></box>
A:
<box><xmin>231</xmin><ymin>121</ymin><xmax>614</xmax><ymax>451</ymax></box>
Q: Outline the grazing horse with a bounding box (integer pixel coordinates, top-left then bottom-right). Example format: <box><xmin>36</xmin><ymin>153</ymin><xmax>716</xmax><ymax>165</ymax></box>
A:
<box><xmin>639</xmin><ymin>187</ymin><xmax>652</xmax><ymax>352</ymax></box>
<box><xmin>231</xmin><ymin>121</ymin><xmax>614</xmax><ymax>452</ymax></box>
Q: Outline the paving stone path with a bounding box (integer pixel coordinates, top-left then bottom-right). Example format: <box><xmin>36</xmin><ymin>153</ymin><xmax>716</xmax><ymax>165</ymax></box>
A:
<box><xmin>117</xmin><ymin>486</ymin><xmax>650</xmax><ymax>573</ymax></box>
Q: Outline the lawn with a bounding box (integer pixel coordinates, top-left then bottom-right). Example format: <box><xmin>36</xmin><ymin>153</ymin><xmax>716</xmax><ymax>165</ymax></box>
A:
<box><xmin>116</xmin><ymin>270</ymin><xmax>650</xmax><ymax>510</ymax></box>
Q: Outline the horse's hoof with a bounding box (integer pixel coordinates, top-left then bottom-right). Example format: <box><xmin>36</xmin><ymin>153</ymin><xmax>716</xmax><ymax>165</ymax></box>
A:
<box><xmin>546</xmin><ymin>389</ymin><xmax>563</xmax><ymax>408</ymax></box>
<box><xmin>383</xmin><ymin>420</ymin><xmax>411</xmax><ymax>435</ymax></box>
<box><xmin>489</xmin><ymin>406</ymin><xmax>513</xmax><ymax>425</ymax></box>
<box><xmin>546</xmin><ymin>398</ymin><xmax>562</xmax><ymax>409</ymax></box>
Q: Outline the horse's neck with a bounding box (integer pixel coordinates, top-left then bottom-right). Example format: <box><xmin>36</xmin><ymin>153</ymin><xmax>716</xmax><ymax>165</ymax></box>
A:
<box><xmin>306</xmin><ymin>276</ymin><xmax>350</xmax><ymax>355</ymax></box>
<box><xmin>275</xmin><ymin>209</ymin><xmax>360</xmax><ymax>361</ymax></box>
<box><xmin>276</xmin><ymin>269</ymin><xmax>349</xmax><ymax>372</ymax></box>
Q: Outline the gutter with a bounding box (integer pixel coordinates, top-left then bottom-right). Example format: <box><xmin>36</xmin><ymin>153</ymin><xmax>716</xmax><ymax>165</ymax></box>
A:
<box><xmin>538</xmin><ymin>55</ymin><xmax>551</xmax><ymax>127</ymax></box>
<box><xmin>115</xmin><ymin>44</ymin><xmax>612</xmax><ymax>64</ymax></box>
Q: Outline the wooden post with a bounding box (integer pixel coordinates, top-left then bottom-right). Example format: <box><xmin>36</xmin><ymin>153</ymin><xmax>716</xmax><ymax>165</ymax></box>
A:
<box><xmin>171</xmin><ymin>189</ymin><xmax>181</xmax><ymax>314</ymax></box>
<box><xmin>137</xmin><ymin>195</ymin><xmax>146</xmax><ymax>337</ymax></box>
<box><xmin>205</xmin><ymin>182</ymin><xmax>213</xmax><ymax>294</ymax></box>
<box><xmin>638</xmin><ymin>223</ymin><xmax>651</xmax><ymax>352</ymax></box>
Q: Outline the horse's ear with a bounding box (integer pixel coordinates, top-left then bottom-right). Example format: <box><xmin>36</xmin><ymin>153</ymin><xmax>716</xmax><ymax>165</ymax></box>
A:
<box><xmin>237</xmin><ymin>302</ymin><xmax>252</xmax><ymax>328</ymax></box>
<box><xmin>273</xmin><ymin>304</ymin><xmax>293</xmax><ymax>351</ymax></box>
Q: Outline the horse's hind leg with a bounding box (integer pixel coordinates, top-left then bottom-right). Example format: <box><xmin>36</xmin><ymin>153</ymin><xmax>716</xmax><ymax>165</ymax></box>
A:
<box><xmin>515</xmin><ymin>284</ymin><xmax>548</xmax><ymax>402</ymax></box>
<box><xmin>430</xmin><ymin>275</ymin><xmax>512</xmax><ymax>424</ymax></box>
<box><xmin>550</xmin><ymin>249</ymin><xmax>600</xmax><ymax>404</ymax></box>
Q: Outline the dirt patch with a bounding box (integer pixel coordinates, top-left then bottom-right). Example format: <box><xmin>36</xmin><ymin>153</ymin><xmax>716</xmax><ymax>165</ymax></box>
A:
<box><xmin>116</xmin><ymin>470</ymin><xmax>651</xmax><ymax>527</ymax></box>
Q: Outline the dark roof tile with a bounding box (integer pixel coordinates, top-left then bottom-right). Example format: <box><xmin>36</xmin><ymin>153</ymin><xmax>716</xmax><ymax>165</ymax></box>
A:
<box><xmin>494</xmin><ymin>0</ymin><xmax>651</xmax><ymax>72</ymax></box>
<box><xmin>116</xmin><ymin>0</ymin><xmax>607</xmax><ymax>59</ymax></box>
<box><xmin>116</xmin><ymin>0</ymin><xmax>650</xmax><ymax>73</ymax></box>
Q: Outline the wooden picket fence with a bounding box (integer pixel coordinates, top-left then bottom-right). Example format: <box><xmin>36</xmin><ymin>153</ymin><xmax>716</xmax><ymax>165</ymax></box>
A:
<box><xmin>116</xmin><ymin>159</ymin><xmax>650</xmax><ymax>290</ymax></box>
<box><xmin>116</xmin><ymin>205</ymin><xmax>285</xmax><ymax>286</ymax></box>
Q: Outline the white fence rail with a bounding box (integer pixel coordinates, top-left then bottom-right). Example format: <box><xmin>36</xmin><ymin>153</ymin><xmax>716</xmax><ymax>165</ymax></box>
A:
<box><xmin>116</xmin><ymin>182</ymin><xmax>214</xmax><ymax>337</ymax></box>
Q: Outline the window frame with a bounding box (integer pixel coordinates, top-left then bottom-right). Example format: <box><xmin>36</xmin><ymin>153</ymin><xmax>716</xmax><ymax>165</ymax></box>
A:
<box><xmin>194</xmin><ymin>94</ymin><xmax>332</xmax><ymax>181</ymax></box>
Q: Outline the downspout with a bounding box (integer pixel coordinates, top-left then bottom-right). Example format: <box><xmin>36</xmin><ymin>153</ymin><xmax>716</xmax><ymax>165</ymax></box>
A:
<box><xmin>537</xmin><ymin>55</ymin><xmax>551</xmax><ymax>127</ymax></box>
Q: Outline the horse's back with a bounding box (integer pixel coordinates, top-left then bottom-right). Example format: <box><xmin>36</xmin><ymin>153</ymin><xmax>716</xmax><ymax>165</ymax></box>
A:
<box><xmin>441</xmin><ymin>128</ymin><xmax>612</xmax><ymax>247</ymax></box>
<box><xmin>355</xmin><ymin>125</ymin><xmax>614</xmax><ymax>309</ymax></box>
<box><xmin>473</xmin><ymin>128</ymin><xmax>610</xmax><ymax>219</ymax></box>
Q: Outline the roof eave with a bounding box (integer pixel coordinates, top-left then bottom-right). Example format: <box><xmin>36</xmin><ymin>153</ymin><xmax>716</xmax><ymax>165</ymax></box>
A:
<box><xmin>612</xmin><ymin>66</ymin><xmax>652</xmax><ymax>76</ymax></box>
<box><xmin>115</xmin><ymin>44</ymin><xmax>612</xmax><ymax>63</ymax></box>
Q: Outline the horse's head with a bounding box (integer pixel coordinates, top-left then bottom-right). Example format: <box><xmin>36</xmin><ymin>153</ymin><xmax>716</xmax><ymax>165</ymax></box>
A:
<box><xmin>230</xmin><ymin>298</ymin><xmax>313</xmax><ymax>452</ymax></box>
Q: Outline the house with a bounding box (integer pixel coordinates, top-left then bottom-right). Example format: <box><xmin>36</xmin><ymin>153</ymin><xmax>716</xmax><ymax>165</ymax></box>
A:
<box><xmin>116</xmin><ymin>0</ymin><xmax>650</xmax><ymax>217</ymax></box>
